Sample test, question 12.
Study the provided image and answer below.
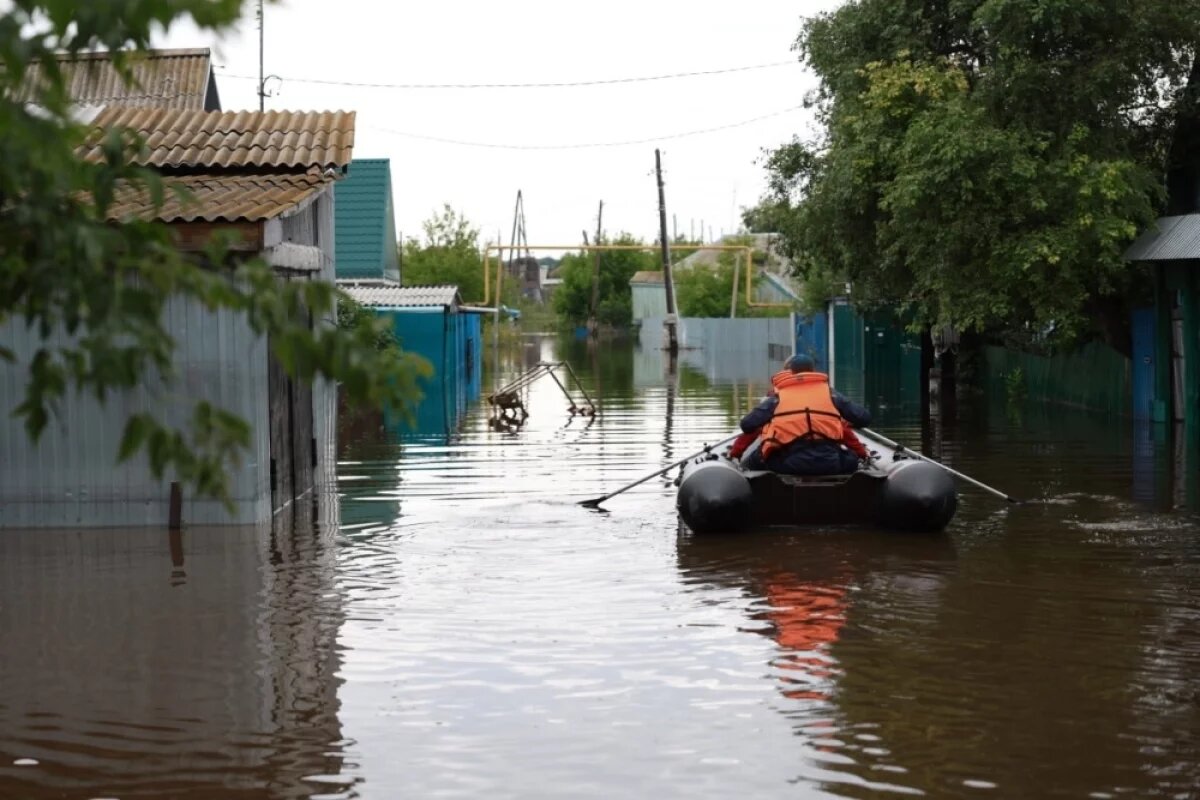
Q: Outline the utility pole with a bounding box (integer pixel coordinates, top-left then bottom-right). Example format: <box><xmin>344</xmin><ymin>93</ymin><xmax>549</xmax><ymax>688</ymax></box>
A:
<box><xmin>587</xmin><ymin>200</ymin><xmax>603</xmax><ymax>337</ymax></box>
<box><xmin>257</xmin><ymin>0</ymin><xmax>265</xmax><ymax>111</ymax></box>
<box><xmin>655</xmin><ymin>149</ymin><xmax>679</xmax><ymax>355</ymax></box>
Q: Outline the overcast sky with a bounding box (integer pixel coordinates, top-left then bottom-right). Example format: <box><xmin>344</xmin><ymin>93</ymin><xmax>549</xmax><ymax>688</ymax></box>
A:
<box><xmin>155</xmin><ymin>0</ymin><xmax>841</xmax><ymax>252</ymax></box>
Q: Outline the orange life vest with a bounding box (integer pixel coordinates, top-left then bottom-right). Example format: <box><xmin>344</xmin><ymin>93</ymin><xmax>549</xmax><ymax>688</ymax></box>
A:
<box><xmin>760</xmin><ymin>371</ymin><xmax>844</xmax><ymax>459</ymax></box>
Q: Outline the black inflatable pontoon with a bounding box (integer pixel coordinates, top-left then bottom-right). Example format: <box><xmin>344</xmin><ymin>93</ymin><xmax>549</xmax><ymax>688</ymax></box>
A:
<box><xmin>676</xmin><ymin>434</ymin><xmax>957</xmax><ymax>534</ymax></box>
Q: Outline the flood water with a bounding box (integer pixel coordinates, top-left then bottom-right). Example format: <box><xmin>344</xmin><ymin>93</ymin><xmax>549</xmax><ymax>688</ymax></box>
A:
<box><xmin>2</xmin><ymin>334</ymin><xmax>1200</xmax><ymax>799</ymax></box>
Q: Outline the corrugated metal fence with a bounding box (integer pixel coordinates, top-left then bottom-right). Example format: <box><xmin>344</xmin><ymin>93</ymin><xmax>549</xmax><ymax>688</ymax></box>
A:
<box><xmin>981</xmin><ymin>343</ymin><xmax>1131</xmax><ymax>416</ymax></box>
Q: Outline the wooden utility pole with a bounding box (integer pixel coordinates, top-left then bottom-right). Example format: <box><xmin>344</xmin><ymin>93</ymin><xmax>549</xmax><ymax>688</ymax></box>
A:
<box><xmin>257</xmin><ymin>0</ymin><xmax>265</xmax><ymax>111</ymax></box>
<box><xmin>655</xmin><ymin>149</ymin><xmax>679</xmax><ymax>355</ymax></box>
<box><xmin>588</xmin><ymin>200</ymin><xmax>603</xmax><ymax>336</ymax></box>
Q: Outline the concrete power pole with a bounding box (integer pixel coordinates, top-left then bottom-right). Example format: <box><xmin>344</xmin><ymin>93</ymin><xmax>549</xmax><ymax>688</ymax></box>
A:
<box><xmin>655</xmin><ymin>149</ymin><xmax>679</xmax><ymax>355</ymax></box>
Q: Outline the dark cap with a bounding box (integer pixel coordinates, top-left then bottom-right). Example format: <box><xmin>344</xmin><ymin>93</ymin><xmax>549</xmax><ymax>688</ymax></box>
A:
<box><xmin>785</xmin><ymin>354</ymin><xmax>815</xmax><ymax>373</ymax></box>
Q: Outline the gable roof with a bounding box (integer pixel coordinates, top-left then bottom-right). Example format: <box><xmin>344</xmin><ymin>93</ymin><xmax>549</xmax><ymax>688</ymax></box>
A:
<box><xmin>335</xmin><ymin>159</ymin><xmax>399</xmax><ymax>279</ymax></box>
<box><xmin>1124</xmin><ymin>214</ymin><xmax>1200</xmax><ymax>261</ymax></box>
<box><xmin>108</xmin><ymin>169</ymin><xmax>333</xmax><ymax>223</ymax></box>
<box><xmin>80</xmin><ymin>107</ymin><xmax>356</xmax><ymax>171</ymax></box>
<box><xmin>337</xmin><ymin>279</ymin><xmax>461</xmax><ymax>309</ymax></box>
<box><xmin>630</xmin><ymin>270</ymin><xmax>664</xmax><ymax>285</ymax></box>
<box><xmin>83</xmin><ymin>105</ymin><xmax>356</xmax><ymax>224</ymax></box>
<box><xmin>16</xmin><ymin>47</ymin><xmax>221</xmax><ymax>111</ymax></box>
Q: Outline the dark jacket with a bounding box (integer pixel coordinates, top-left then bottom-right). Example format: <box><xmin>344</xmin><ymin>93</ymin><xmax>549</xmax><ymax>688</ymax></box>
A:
<box><xmin>739</xmin><ymin>389</ymin><xmax>871</xmax><ymax>475</ymax></box>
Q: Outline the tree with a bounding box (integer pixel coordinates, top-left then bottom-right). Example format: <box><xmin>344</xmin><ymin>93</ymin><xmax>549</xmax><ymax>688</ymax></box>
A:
<box><xmin>757</xmin><ymin>0</ymin><xmax>1200</xmax><ymax>351</ymax></box>
<box><xmin>400</xmin><ymin>204</ymin><xmax>487</xmax><ymax>303</ymax></box>
<box><xmin>553</xmin><ymin>234</ymin><xmax>655</xmax><ymax>327</ymax></box>
<box><xmin>0</xmin><ymin>1</ymin><xmax>427</xmax><ymax>503</ymax></box>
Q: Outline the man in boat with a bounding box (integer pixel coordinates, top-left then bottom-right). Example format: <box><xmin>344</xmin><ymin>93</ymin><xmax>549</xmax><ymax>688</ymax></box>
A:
<box><xmin>737</xmin><ymin>354</ymin><xmax>871</xmax><ymax>476</ymax></box>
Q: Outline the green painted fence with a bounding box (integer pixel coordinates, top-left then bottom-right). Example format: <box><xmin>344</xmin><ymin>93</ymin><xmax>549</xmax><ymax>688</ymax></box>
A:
<box><xmin>981</xmin><ymin>343</ymin><xmax>1130</xmax><ymax>416</ymax></box>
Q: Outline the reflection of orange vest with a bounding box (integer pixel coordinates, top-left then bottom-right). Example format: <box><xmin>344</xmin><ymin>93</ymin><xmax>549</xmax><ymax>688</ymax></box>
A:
<box><xmin>760</xmin><ymin>372</ymin><xmax>844</xmax><ymax>458</ymax></box>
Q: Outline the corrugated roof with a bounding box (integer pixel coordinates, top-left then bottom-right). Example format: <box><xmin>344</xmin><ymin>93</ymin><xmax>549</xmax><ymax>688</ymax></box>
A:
<box><xmin>337</xmin><ymin>280</ymin><xmax>461</xmax><ymax>309</ymax></box>
<box><xmin>80</xmin><ymin>107</ymin><xmax>355</xmax><ymax>170</ymax></box>
<box><xmin>107</xmin><ymin>169</ymin><xmax>333</xmax><ymax>223</ymax></box>
<box><xmin>1124</xmin><ymin>214</ymin><xmax>1200</xmax><ymax>261</ymax></box>
<box><xmin>334</xmin><ymin>159</ymin><xmax>399</xmax><ymax>279</ymax></box>
<box><xmin>630</xmin><ymin>270</ymin><xmax>664</xmax><ymax>285</ymax></box>
<box><xmin>15</xmin><ymin>48</ymin><xmax>220</xmax><ymax>110</ymax></box>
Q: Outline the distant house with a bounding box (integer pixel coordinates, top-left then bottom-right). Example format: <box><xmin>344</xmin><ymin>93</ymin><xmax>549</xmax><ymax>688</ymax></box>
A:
<box><xmin>16</xmin><ymin>47</ymin><xmax>222</xmax><ymax>110</ymax></box>
<box><xmin>333</xmin><ymin>158</ymin><xmax>399</xmax><ymax>282</ymax></box>
<box><xmin>0</xmin><ymin>105</ymin><xmax>355</xmax><ymax>528</ymax></box>
<box><xmin>336</xmin><ymin>279</ymin><xmax>483</xmax><ymax>435</ymax></box>
<box><xmin>630</xmin><ymin>270</ymin><xmax>666</xmax><ymax>322</ymax></box>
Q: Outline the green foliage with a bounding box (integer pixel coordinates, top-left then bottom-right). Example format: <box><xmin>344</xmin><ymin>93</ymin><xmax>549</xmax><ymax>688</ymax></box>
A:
<box><xmin>400</xmin><ymin>204</ymin><xmax>485</xmax><ymax>303</ymax></box>
<box><xmin>675</xmin><ymin>249</ymin><xmax>794</xmax><ymax>318</ymax></box>
<box><xmin>757</xmin><ymin>0</ymin><xmax>1200</xmax><ymax>347</ymax></box>
<box><xmin>553</xmin><ymin>234</ymin><xmax>655</xmax><ymax>327</ymax></box>
<box><xmin>0</xmin><ymin>0</ymin><xmax>428</xmax><ymax>505</ymax></box>
<box><xmin>1004</xmin><ymin>366</ymin><xmax>1027</xmax><ymax>405</ymax></box>
<box><xmin>675</xmin><ymin>263</ymin><xmax>732</xmax><ymax>317</ymax></box>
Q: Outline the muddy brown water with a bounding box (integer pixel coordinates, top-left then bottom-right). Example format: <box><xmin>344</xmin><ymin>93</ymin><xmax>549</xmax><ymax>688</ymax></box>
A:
<box><xmin>2</xmin><ymin>335</ymin><xmax>1199</xmax><ymax>799</ymax></box>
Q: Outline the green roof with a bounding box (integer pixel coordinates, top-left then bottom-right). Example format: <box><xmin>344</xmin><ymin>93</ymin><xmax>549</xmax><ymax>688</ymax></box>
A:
<box><xmin>334</xmin><ymin>158</ymin><xmax>399</xmax><ymax>281</ymax></box>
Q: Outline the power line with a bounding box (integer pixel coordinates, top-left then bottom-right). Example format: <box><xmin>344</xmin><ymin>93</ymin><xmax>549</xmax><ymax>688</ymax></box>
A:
<box><xmin>363</xmin><ymin>104</ymin><xmax>804</xmax><ymax>150</ymax></box>
<box><xmin>213</xmin><ymin>61</ymin><xmax>795</xmax><ymax>90</ymax></box>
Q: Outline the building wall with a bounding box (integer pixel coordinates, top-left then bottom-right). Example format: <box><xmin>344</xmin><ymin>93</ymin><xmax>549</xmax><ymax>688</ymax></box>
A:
<box><xmin>632</xmin><ymin>283</ymin><xmax>667</xmax><ymax>322</ymax></box>
<box><xmin>384</xmin><ymin>309</ymin><xmax>483</xmax><ymax>436</ymax></box>
<box><xmin>333</xmin><ymin>159</ymin><xmax>399</xmax><ymax>282</ymax></box>
<box><xmin>0</xmin><ymin>299</ymin><xmax>271</xmax><ymax>528</ymax></box>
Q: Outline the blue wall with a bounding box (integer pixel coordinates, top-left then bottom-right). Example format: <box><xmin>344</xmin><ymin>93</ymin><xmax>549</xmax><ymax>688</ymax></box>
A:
<box><xmin>382</xmin><ymin>309</ymin><xmax>483</xmax><ymax>436</ymax></box>
<box><xmin>793</xmin><ymin>311</ymin><xmax>828</xmax><ymax>373</ymax></box>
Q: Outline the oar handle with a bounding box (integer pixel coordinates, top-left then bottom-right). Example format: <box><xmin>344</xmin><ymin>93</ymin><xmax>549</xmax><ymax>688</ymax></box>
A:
<box><xmin>858</xmin><ymin>427</ymin><xmax>1019</xmax><ymax>504</ymax></box>
<box><xmin>581</xmin><ymin>433</ymin><xmax>741</xmax><ymax>507</ymax></box>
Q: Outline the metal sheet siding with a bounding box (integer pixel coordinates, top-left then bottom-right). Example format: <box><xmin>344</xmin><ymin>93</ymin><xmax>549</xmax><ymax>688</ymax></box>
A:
<box><xmin>334</xmin><ymin>159</ymin><xmax>398</xmax><ymax>280</ymax></box>
<box><xmin>311</xmin><ymin>192</ymin><xmax>339</xmax><ymax>480</ymax></box>
<box><xmin>0</xmin><ymin>298</ymin><xmax>270</xmax><ymax>528</ymax></box>
<box><xmin>632</xmin><ymin>284</ymin><xmax>668</xmax><ymax>321</ymax></box>
<box><xmin>634</xmin><ymin>316</ymin><xmax>793</xmax><ymax>384</ymax></box>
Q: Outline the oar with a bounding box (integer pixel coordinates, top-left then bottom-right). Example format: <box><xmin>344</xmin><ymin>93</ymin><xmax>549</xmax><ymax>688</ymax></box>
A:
<box><xmin>580</xmin><ymin>433</ymin><xmax>742</xmax><ymax>509</ymax></box>
<box><xmin>858</xmin><ymin>427</ymin><xmax>1020</xmax><ymax>504</ymax></box>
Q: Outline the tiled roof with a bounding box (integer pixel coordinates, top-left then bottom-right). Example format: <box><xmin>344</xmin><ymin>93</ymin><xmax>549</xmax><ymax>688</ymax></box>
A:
<box><xmin>107</xmin><ymin>168</ymin><xmax>333</xmax><ymax>223</ymax></box>
<box><xmin>80</xmin><ymin>107</ymin><xmax>355</xmax><ymax>170</ymax></box>
<box><xmin>630</xmin><ymin>270</ymin><xmax>664</xmax><ymax>284</ymax></box>
<box><xmin>16</xmin><ymin>48</ymin><xmax>220</xmax><ymax>111</ymax></box>
<box><xmin>337</xmin><ymin>280</ymin><xmax>461</xmax><ymax>309</ymax></box>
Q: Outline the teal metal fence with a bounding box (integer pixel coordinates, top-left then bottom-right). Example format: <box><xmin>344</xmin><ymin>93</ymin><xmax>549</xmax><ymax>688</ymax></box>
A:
<box><xmin>981</xmin><ymin>343</ymin><xmax>1130</xmax><ymax>416</ymax></box>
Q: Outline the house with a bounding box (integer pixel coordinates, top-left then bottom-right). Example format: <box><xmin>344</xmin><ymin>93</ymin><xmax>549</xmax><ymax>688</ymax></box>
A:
<box><xmin>16</xmin><ymin>47</ymin><xmax>222</xmax><ymax>110</ymax></box>
<box><xmin>0</xmin><ymin>105</ymin><xmax>355</xmax><ymax>528</ymax></box>
<box><xmin>1124</xmin><ymin>216</ymin><xmax>1200</xmax><ymax>431</ymax></box>
<box><xmin>336</xmin><ymin>279</ymin><xmax>483</xmax><ymax>435</ymax></box>
<box><xmin>333</xmin><ymin>158</ymin><xmax>400</xmax><ymax>281</ymax></box>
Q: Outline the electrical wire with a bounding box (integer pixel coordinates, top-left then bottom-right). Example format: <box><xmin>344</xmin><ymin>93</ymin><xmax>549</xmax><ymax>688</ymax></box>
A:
<box><xmin>362</xmin><ymin>104</ymin><xmax>804</xmax><ymax>150</ymax></box>
<box><xmin>213</xmin><ymin>61</ymin><xmax>795</xmax><ymax>90</ymax></box>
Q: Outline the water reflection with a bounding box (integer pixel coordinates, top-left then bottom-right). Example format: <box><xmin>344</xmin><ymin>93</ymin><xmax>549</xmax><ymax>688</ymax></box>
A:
<box><xmin>6</xmin><ymin>334</ymin><xmax>1200</xmax><ymax>799</ymax></box>
<box><xmin>0</xmin><ymin>493</ymin><xmax>349</xmax><ymax>799</ymax></box>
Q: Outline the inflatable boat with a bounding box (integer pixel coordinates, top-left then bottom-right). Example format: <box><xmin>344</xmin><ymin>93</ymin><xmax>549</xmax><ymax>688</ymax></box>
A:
<box><xmin>676</xmin><ymin>433</ymin><xmax>958</xmax><ymax>534</ymax></box>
